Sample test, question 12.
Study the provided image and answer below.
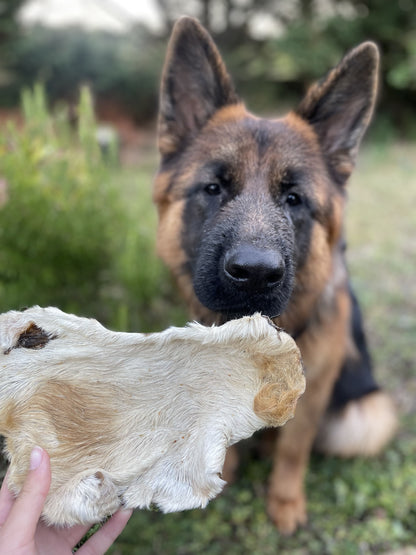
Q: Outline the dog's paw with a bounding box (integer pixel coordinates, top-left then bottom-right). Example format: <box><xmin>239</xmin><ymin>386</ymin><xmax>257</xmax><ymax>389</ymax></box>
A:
<box><xmin>267</xmin><ymin>493</ymin><xmax>307</xmax><ymax>535</ymax></box>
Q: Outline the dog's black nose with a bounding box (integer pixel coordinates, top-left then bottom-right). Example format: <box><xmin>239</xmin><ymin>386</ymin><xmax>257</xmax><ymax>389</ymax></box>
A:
<box><xmin>223</xmin><ymin>246</ymin><xmax>285</xmax><ymax>290</ymax></box>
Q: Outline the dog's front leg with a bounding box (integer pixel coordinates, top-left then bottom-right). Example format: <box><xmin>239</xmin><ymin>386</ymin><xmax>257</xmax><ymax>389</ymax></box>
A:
<box><xmin>267</xmin><ymin>363</ymin><xmax>339</xmax><ymax>534</ymax></box>
<box><xmin>268</xmin><ymin>289</ymin><xmax>350</xmax><ymax>534</ymax></box>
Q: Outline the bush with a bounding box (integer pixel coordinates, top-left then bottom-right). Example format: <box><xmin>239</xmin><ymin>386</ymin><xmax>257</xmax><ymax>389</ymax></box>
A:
<box><xmin>0</xmin><ymin>84</ymin><xmax>184</xmax><ymax>330</ymax></box>
<box><xmin>0</xmin><ymin>85</ymin><xmax>118</xmax><ymax>316</ymax></box>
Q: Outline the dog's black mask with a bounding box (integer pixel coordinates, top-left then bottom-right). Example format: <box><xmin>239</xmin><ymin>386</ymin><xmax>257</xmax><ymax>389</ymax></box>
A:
<box><xmin>183</xmin><ymin>187</ymin><xmax>301</xmax><ymax>320</ymax></box>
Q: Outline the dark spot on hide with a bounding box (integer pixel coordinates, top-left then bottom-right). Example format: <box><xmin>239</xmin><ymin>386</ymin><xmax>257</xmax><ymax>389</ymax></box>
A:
<box><xmin>4</xmin><ymin>323</ymin><xmax>56</xmax><ymax>354</ymax></box>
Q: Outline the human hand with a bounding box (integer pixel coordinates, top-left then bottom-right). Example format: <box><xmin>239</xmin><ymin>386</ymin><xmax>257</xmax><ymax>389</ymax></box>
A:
<box><xmin>0</xmin><ymin>446</ymin><xmax>132</xmax><ymax>554</ymax></box>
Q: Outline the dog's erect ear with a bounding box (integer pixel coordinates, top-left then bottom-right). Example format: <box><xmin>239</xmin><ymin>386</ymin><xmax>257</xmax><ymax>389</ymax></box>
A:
<box><xmin>158</xmin><ymin>17</ymin><xmax>239</xmax><ymax>159</ymax></box>
<box><xmin>297</xmin><ymin>42</ymin><xmax>379</xmax><ymax>186</ymax></box>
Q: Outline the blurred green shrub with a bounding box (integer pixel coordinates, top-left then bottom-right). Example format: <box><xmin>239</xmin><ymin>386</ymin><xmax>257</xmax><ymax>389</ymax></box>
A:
<box><xmin>0</xmin><ymin>84</ymin><xmax>120</xmax><ymax>318</ymax></box>
<box><xmin>0</xmin><ymin>84</ymin><xmax>183</xmax><ymax>331</ymax></box>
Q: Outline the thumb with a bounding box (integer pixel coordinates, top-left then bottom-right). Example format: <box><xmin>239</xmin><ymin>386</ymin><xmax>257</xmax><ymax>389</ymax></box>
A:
<box><xmin>4</xmin><ymin>446</ymin><xmax>51</xmax><ymax>541</ymax></box>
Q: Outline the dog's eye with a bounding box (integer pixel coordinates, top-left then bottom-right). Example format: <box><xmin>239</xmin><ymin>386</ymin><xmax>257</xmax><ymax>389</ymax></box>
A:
<box><xmin>204</xmin><ymin>183</ymin><xmax>221</xmax><ymax>196</ymax></box>
<box><xmin>286</xmin><ymin>192</ymin><xmax>302</xmax><ymax>207</ymax></box>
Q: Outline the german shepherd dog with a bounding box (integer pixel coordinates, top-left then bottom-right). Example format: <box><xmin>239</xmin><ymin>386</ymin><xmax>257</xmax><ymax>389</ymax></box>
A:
<box><xmin>153</xmin><ymin>17</ymin><xmax>397</xmax><ymax>534</ymax></box>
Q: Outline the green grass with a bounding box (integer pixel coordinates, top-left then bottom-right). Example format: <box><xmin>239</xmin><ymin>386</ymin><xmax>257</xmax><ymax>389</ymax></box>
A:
<box><xmin>107</xmin><ymin>141</ymin><xmax>416</xmax><ymax>554</ymax></box>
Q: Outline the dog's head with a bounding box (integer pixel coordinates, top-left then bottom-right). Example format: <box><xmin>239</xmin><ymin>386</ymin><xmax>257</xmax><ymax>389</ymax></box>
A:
<box><xmin>154</xmin><ymin>17</ymin><xmax>378</xmax><ymax>329</ymax></box>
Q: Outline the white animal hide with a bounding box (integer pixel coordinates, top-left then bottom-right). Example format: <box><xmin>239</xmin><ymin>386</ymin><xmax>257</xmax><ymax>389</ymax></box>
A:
<box><xmin>0</xmin><ymin>307</ymin><xmax>305</xmax><ymax>526</ymax></box>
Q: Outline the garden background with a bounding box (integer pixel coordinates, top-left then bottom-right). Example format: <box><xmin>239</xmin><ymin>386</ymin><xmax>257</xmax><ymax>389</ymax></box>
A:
<box><xmin>0</xmin><ymin>1</ymin><xmax>415</xmax><ymax>553</ymax></box>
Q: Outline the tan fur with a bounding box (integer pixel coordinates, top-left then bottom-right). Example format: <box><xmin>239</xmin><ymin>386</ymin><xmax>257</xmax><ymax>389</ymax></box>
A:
<box><xmin>0</xmin><ymin>307</ymin><xmax>305</xmax><ymax>526</ymax></box>
<box><xmin>253</xmin><ymin>335</ymin><xmax>304</xmax><ymax>426</ymax></box>
<box><xmin>315</xmin><ymin>391</ymin><xmax>398</xmax><ymax>457</ymax></box>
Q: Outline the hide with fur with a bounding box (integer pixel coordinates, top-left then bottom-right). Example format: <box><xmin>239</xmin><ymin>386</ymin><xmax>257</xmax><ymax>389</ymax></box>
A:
<box><xmin>0</xmin><ymin>307</ymin><xmax>304</xmax><ymax>526</ymax></box>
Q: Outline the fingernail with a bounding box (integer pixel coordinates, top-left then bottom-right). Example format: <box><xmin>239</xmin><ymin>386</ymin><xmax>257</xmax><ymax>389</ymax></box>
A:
<box><xmin>30</xmin><ymin>446</ymin><xmax>43</xmax><ymax>470</ymax></box>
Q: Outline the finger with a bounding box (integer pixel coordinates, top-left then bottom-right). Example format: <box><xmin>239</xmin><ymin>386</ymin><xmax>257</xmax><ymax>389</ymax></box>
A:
<box><xmin>36</xmin><ymin>520</ymin><xmax>92</xmax><ymax>550</ymax></box>
<box><xmin>78</xmin><ymin>509</ymin><xmax>133</xmax><ymax>555</ymax></box>
<box><xmin>2</xmin><ymin>446</ymin><xmax>51</xmax><ymax>541</ymax></box>
<box><xmin>53</xmin><ymin>523</ymin><xmax>92</xmax><ymax>547</ymax></box>
<box><xmin>0</xmin><ymin>469</ymin><xmax>14</xmax><ymax>525</ymax></box>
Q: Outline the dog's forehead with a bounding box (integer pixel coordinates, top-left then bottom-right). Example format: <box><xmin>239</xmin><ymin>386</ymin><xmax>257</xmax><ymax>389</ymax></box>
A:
<box><xmin>194</xmin><ymin>108</ymin><xmax>322</xmax><ymax>174</ymax></box>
